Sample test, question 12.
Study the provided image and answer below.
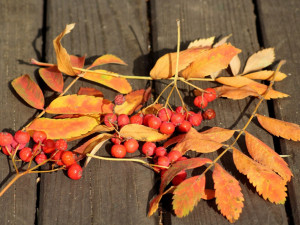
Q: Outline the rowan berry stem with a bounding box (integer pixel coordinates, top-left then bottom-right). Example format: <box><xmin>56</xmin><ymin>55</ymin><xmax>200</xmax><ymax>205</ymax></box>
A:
<box><xmin>0</xmin><ymin>172</ymin><xmax>25</xmax><ymax>197</ymax></box>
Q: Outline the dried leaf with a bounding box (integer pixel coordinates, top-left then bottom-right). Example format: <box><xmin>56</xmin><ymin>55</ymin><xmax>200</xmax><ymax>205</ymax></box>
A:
<box><xmin>11</xmin><ymin>74</ymin><xmax>44</xmax><ymax>109</ymax></box>
<box><xmin>245</xmin><ymin>131</ymin><xmax>292</xmax><ymax>182</ymax></box>
<box><xmin>77</xmin><ymin>87</ymin><xmax>103</xmax><ymax>97</ymax></box>
<box><xmin>242</xmin><ymin>48</ymin><xmax>275</xmax><ymax>74</ymax></box>
<box><xmin>200</xmin><ymin>127</ymin><xmax>235</xmax><ymax>143</ymax></box>
<box><xmin>141</xmin><ymin>104</ymin><xmax>163</xmax><ymax>115</ymax></box>
<box><xmin>243</xmin><ymin>70</ymin><xmax>287</xmax><ymax>81</ymax></box>
<box><xmin>173</xmin><ymin>128</ymin><xmax>223</xmax><ymax>154</ymax></box>
<box><xmin>229</xmin><ymin>55</ymin><xmax>241</xmax><ymax>76</ymax></box>
<box><xmin>233</xmin><ymin>148</ymin><xmax>287</xmax><ymax>204</ymax></box>
<box><xmin>215</xmin><ymin>85</ymin><xmax>259</xmax><ymax>99</ymax></box>
<box><xmin>46</xmin><ymin>94</ymin><xmax>113</xmax><ymax>114</ymax></box>
<box><xmin>53</xmin><ymin>23</ymin><xmax>77</xmax><ymax>75</ymax></box>
<box><xmin>150</xmin><ymin>47</ymin><xmax>208</xmax><ymax>79</ymax></box>
<box><xmin>87</xmin><ymin>54</ymin><xmax>127</xmax><ymax>69</ymax></box>
<box><xmin>256</xmin><ymin>114</ymin><xmax>300</xmax><ymax>141</ymax></box>
<box><xmin>173</xmin><ymin>175</ymin><xmax>206</xmax><ymax>217</ymax></box>
<box><xmin>213</xmin><ymin>34</ymin><xmax>232</xmax><ymax>47</ymax></box>
<box><xmin>26</xmin><ymin>116</ymin><xmax>98</xmax><ymax>140</ymax></box>
<box><xmin>82</xmin><ymin>69</ymin><xmax>132</xmax><ymax>94</ymax></box>
<box><xmin>114</xmin><ymin>89</ymin><xmax>147</xmax><ymax>115</ymax></box>
<box><xmin>188</xmin><ymin>36</ymin><xmax>215</xmax><ymax>49</ymax></box>
<box><xmin>181</xmin><ymin>43</ymin><xmax>241</xmax><ymax>79</ymax></box>
<box><xmin>120</xmin><ymin>124</ymin><xmax>170</xmax><ymax>142</ymax></box>
<box><xmin>213</xmin><ymin>163</ymin><xmax>244</xmax><ymax>223</ymax></box>
<box><xmin>39</xmin><ymin>66</ymin><xmax>64</xmax><ymax>93</ymax></box>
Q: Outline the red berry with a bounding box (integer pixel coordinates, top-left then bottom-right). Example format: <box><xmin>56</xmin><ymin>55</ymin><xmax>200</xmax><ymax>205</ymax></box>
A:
<box><xmin>111</xmin><ymin>144</ymin><xmax>127</xmax><ymax>158</ymax></box>
<box><xmin>177</xmin><ymin>120</ymin><xmax>192</xmax><ymax>132</ymax></box>
<box><xmin>61</xmin><ymin>151</ymin><xmax>76</xmax><ymax>166</ymax></box>
<box><xmin>11</xmin><ymin>139</ymin><xmax>26</xmax><ymax>150</ymax></box>
<box><xmin>148</xmin><ymin>116</ymin><xmax>162</xmax><ymax>129</ymax></box>
<box><xmin>14</xmin><ymin>130</ymin><xmax>30</xmax><ymax>144</ymax></box>
<box><xmin>155</xmin><ymin>147</ymin><xmax>167</xmax><ymax>157</ymax></box>
<box><xmin>175</xmin><ymin>106</ymin><xmax>184</xmax><ymax>114</ymax></box>
<box><xmin>184</xmin><ymin>111</ymin><xmax>196</xmax><ymax>120</ymax></box>
<box><xmin>159</xmin><ymin>122</ymin><xmax>175</xmax><ymax>135</ymax></box>
<box><xmin>114</xmin><ymin>94</ymin><xmax>126</xmax><ymax>105</ymax></box>
<box><xmin>32</xmin><ymin>143</ymin><xmax>42</xmax><ymax>155</ymax></box>
<box><xmin>104</xmin><ymin>113</ymin><xmax>117</xmax><ymax>127</ymax></box>
<box><xmin>168</xmin><ymin>150</ymin><xmax>182</xmax><ymax>163</ymax></box>
<box><xmin>67</xmin><ymin>163</ymin><xmax>83</xmax><ymax>180</ymax></box>
<box><xmin>143</xmin><ymin>114</ymin><xmax>154</xmax><ymax>126</ymax></box>
<box><xmin>32</xmin><ymin>131</ymin><xmax>47</xmax><ymax>143</ymax></box>
<box><xmin>158</xmin><ymin>108</ymin><xmax>172</xmax><ymax>121</ymax></box>
<box><xmin>35</xmin><ymin>153</ymin><xmax>47</xmax><ymax>164</ymax></box>
<box><xmin>118</xmin><ymin>114</ymin><xmax>130</xmax><ymax>127</ymax></box>
<box><xmin>142</xmin><ymin>142</ymin><xmax>156</xmax><ymax>156</ymax></box>
<box><xmin>55</xmin><ymin>139</ymin><xmax>68</xmax><ymax>151</ymax></box>
<box><xmin>124</xmin><ymin>139</ymin><xmax>139</xmax><ymax>153</ymax></box>
<box><xmin>130</xmin><ymin>114</ymin><xmax>143</xmax><ymax>125</ymax></box>
<box><xmin>19</xmin><ymin>147</ymin><xmax>33</xmax><ymax>162</ymax></box>
<box><xmin>157</xmin><ymin>156</ymin><xmax>170</xmax><ymax>167</ymax></box>
<box><xmin>203</xmin><ymin>108</ymin><xmax>216</xmax><ymax>120</ymax></box>
<box><xmin>171</xmin><ymin>113</ymin><xmax>185</xmax><ymax>126</ymax></box>
<box><xmin>42</xmin><ymin>139</ymin><xmax>56</xmax><ymax>154</ymax></box>
<box><xmin>194</xmin><ymin>96</ymin><xmax>208</xmax><ymax>109</ymax></box>
<box><xmin>51</xmin><ymin>150</ymin><xmax>64</xmax><ymax>166</ymax></box>
<box><xmin>177</xmin><ymin>156</ymin><xmax>188</xmax><ymax>161</ymax></box>
<box><xmin>172</xmin><ymin>170</ymin><xmax>187</xmax><ymax>186</ymax></box>
<box><xmin>2</xmin><ymin>145</ymin><xmax>14</xmax><ymax>156</ymax></box>
<box><xmin>111</xmin><ymin>134</ymin><xmax>123</xmax><ymax>145</ymax></box>
<box><xmin>188</xmin><ymin>113</ymin><xmax>203</xmax><ymax>126</ymax></box>
<box><xmin>0</xmin><ymin>132</ymin><xmax>13</xmax><ymax>146</ymax></box>
<box><xmin>203</xmin><ymin>88</ymin><xmax>217</xmax><ymax>102</ymax></box>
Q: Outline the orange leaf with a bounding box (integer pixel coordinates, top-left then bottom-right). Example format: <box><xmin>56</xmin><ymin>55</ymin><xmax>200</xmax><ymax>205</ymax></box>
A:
<box><xmin>31</xmin><ymin>58</ymin><xmax>55</xmax><ymax>67</ymax></box>
<box><xmin>120</xmin><ymin>124</ymin><xmax>170</xmax><ymax>142</ymax></box>
<box><xmin>45</xmin><ymin>94</ymin><xmax>113</xmax><ymax>114</ymax></box>
<box><xmin>233</xmin><ymin>148</ymin><xmax>287</xmax><ymax>204</ymax></box>
<box><xmin>83</xmin><ymin>69</ymin><xmax>132</xmax><ymax>94</ymax></box>
<box><xmin>213</xmin><ymin>163</ymin><xmax>244</xmax><ymax>223</ymax></box>
<box><xmin>163</xmin><ymin>134</ymin><xmax>185</xmax><ymax>148</ymax></box>
<box><xmin>11</xmin><ymin>74</ymin><xmax>44</xmax><ymax>109</ymax></box>
<box><xmin>39</xmin><ymin>66</ymin><xmax>64</xmax><ymax>93</ymax></box>
<box><xmin>242</xmin><ymin>48</ymin><xmax>275</xmax><ymax>74</ymax></box>
<box><xmin>216</xmin><ymin>76</ymin><xmax>253</xmax><ymax>87</ymax></box>
<box><xmin>87</xmin><ymin>54</ymin><xmax>127</xmax><ymax>69</ymax></box>
<box><xmin>246</xmin><ymin>82</ymin><xmax>289</xmax><ymax>99</ymax></box>
<box><xmin>256</xmin><ymin>114</ymin><xmax>300</xmax><ymax>141</ymax></box>
<box><xmin>173</xmin><ymin>128</ymin><xmax>223</xmax><ymax>154</ymax></box>
<box><xmin>214</xmin><ymin>85</ymin><xmax>259</xmax><ymax>100</ymax></box>
<box><xmin>202</xmin><ymin>189</ymin><xmax>215</xmax><ymax>200</ymax></box>
<box><xmin>173</xmin><ymin>175</ymin><xmax>206</xmax><ymax>217</ymax></box>
<box><xmin>114</xmin><ymin>89</ymin><xmax>148</xmax><ymax>115</ymax></box>
<box><xmin>53</xmin><ymin>24</ymin><xmax>77</xmax><ymax>75</ymax></box>
<box><xmin>73</xmin><ymin>133</ymin><xmax>112</xmax><ymax>154</ymax></box>
<box><xmin>77</xmin><ymin>87</ymin><xmax>103</xmax><ymax>97</ymax></box>
<box><xmin>141</xmin><ymin>104</ymin><xmax>163</xmax><ymax>115</ymax></box>
<box><xmin>187</xmin><ymin>36</ymin><xmax>215</xmax><ymax>49</ymax></box>
<box><xmin>243</xmin><ymin>70</ymin><xmax>287</xmax><ymax>81</ymax></box>
<box><xmin>200</xmin><ymin>127</ymin><xmax>235</xmax><ymax>143</ymax></box>
<box><xmin>150</xmin><ymin>47</ymin><xmax>208</xmax><ymax>79</ymax></box>
<box><xmin>180</xmin><ymin>43</ymin><xmax>241</xmax><ymax>79</ymax></box>
<box><xmin>245</xmin><ymin>131</ymin><xmax>293</xmax><ymax>182</ymax></box>
<box><xmin>70</xmin><ymin>55</ymin><xmax>85</xmax><ymax>70</ymax></box>
<box><xmin>26</xmin><ymin>116</ymin><xmax>98</xmax><ymax>140</ymax></box>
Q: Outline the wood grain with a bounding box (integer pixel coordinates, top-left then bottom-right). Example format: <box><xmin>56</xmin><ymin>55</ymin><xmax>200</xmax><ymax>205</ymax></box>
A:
<box><xmin>0</xmin><ymin>1</ymin><xmax>44</xmax><ymax>224</ymax></box>
<box><xmin>150</xmin><ymin>0</ymin><xmax>288</xmax><ymax>224</ymax></box>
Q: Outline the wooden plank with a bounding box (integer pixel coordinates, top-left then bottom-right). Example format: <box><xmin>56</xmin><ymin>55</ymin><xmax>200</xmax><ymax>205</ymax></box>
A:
<box><xmin>37</xmin><ymin>1</ymin><xmax>156</xmax><ymax>225</ymax></box>
<box><xmin>150</xmin><ymin>0</ymin><xmax>289</xmax><ymax>224</ymax></box>
<box><xmin>256</xmin><ymin>0</ymin><xmax>300</xmax><ymax>224</ymax></box>
<box><xmin>0</xmin><ymin>1</ymin><xmax>44</xmax><ymax>224</ymax></box>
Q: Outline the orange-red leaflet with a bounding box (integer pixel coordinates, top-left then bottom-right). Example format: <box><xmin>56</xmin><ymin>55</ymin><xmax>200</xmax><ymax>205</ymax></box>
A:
<box><xmin>77</xmin><ymin>87</ymin><xmax>104</xmax><ymax>97</ymax></box>
<box><xmin>39</xmin><ymin>66</ymin><xmax>64</xmax><ymax>93</ymax></box>
<box><xmin>213</xmin><ymin>163</ymin><xmax>244</xmax><ymax>223</ymax></box>
<box><xmin>87</xmin><ymin>54</ymin><xmax>127</xmax><ymax>69</ymax></box>
<box><xmin>11</xmin><ymin>74</ymin><xmax>45</xmax><ymax>110</ymax></box>
<box><xmin>26</xmin><ymin>116</ymin><xmax>99</xmax><ymax>140</ymax></box>
<box><xmin>46</xmin><ymin>94</ymin><xmax>113</xmax><ymax>114</ymax></box>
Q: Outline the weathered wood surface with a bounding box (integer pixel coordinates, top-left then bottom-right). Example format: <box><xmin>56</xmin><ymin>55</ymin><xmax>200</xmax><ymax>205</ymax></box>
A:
<box><xmin>0</xmin><ymin>0</ymin><xmax>299</xmax><ymax>225</ymax></box>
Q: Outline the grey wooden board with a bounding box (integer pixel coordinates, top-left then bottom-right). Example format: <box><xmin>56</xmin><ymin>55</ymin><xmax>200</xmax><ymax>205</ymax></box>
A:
<box><xmin>0</xmin><ymin>1</ymin><xmax>44</xmax><ymax>224</ymax></box>
<box><xmin>150</xmin><ymin>0</ymin><xmax>289</xmax><ymax>224</ymax></box>
<box><xmin>256</xmin><ymin>0</ymin><xmax>300</xmax><ymax>224</ymax></box>
<box><xmin>37</xmin><ymin>1</ymin><xmax>157</xmax><ymax>225</ymax></box>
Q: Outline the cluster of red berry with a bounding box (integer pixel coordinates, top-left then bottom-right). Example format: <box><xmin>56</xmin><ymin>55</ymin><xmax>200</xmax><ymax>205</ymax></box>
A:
<box><xmin>0</xmin><ymin>130</ymin><xmax>82</xmax><ymax>180</ymax></box>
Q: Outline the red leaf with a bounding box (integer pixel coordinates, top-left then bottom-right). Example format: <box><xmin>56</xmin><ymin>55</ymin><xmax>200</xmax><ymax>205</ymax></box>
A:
<box><xmin>87</xmin><ymin>54</ymin><xmax>127</xmax><ymax>69</ymax></box>
<box><xmin>173</xmin><ymin>175</ymin><xmax>206</xmax><ymax>217</ymax></box>
<box><xmin>202</xmin><ymin>189</ymin><xmax>215</xmax><ymax>200</ymax></box>
<box><xmin>45</xmin><ymin>94</ymin><xmax>113</xmax><ymax>114</ymax></box>
<box><xmin>77</xmin><ymin>87</ymin><xmax>104</xmax><ymax>97</ymax></box>
<box><xmin>39</xmin><ymin>66</ymin><xmax>64</xmax><ymax>93</ymax></box>
<box><xmin>163</xmin><ymin>134</ymin><xmax>185</xmax><ymax>148</ymax></box>
<box><xmin>245</xmin><ymin>131</ymin><xmax>293</xmax><ymax>182</ymax></box>
<box><xmin>213</xmin><ymin>163</ymin><xmax>244</xmax><ymax>223</ymax></box>
<box><xmin>11</xmin><ymin>74</ymin><xmax>44</xmax><ymax>109</ymax></box>
<box><xmin>70</xmin><ymin>55</ymin><xmax>85</xmax><ymax>69</ymax></box>
<box><xmin>233</xmin><ymin>148</ymin><xmax>287</xmax><ymax>204</ymax></box>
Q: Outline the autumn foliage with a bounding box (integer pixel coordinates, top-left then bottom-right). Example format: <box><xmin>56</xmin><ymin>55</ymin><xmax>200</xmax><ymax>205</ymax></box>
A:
<box><xmin>1</xmin><ymin>23</ymin><xmax>299</xmax><ymax>223</ymax></box>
